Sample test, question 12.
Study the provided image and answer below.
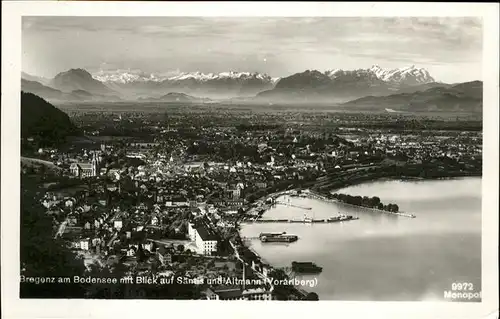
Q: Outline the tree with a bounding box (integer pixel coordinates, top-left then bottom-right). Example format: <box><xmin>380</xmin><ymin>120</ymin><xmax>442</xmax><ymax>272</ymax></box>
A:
<box><xmin>150</xmin><ymin>241</ymin><xmax>158</xmax><ymax>252</ymax></box>
<box><xmin>136</xmin><ymin>244</ymin><xmax>148</xmax><ymax>262</ymax></box>
<box><xmin>177</xmin><ymin>244</ymin><xmax>185</xmax><ymax>253</ymax></box>
<box><xmin>269</xmin><ymin>268</ymin><xmax>289</xmax><ymax>283</ymax></box>
<box><xmin>362</xmin><ymin>196</ymin><xmax>370</xmax><ymax>206</ymax></box>
<box><xmin>386</xmin><ymin>204</ymin><xmax>400</xmax><ymax>212</ymax></box>
<box><xmin>20</xmin><ymin>175</ymin><xmax>87</xmax><ymax>298</ymax></box>
<box><xmin>304</xmin><ymin>292</ymin><xmax>319</xmax><ymax>301</ymax></box>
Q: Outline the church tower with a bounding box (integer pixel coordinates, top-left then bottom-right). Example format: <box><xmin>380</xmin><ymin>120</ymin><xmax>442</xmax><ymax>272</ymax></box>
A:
<box><xmin>91</xmin><ymin>152</ymin><xmax>99</xmax><ymax>177</ymax></box>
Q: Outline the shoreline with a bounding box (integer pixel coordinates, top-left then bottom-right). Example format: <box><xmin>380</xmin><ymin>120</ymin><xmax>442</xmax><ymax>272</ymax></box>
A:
<box><xmin>236</xmin><ymin>174</ymin><xmax>480</xmax><ymax>299</ymax></box>
<box><xmin>324</xmin><ymin>173</ymin><xmax>481</xmax><ymax>193</ymax></box>
<box><xmin>305</xmin><ymin>190</ymin><xmax>416</xmax><ymax>218</ymax></box>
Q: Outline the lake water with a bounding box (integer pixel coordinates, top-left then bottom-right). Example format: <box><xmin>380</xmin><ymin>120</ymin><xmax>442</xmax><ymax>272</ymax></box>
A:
<box><xmin>240</xmin><ymin>177</ymin><xmax>482</xmax><ymax>301</ymax></box>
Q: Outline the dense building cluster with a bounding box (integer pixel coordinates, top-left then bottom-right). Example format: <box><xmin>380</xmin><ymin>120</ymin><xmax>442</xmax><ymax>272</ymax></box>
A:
<box><xmin>21</xmin><ymin>109</ymin><xmax>482</xmax><ymax>300</ymax></box>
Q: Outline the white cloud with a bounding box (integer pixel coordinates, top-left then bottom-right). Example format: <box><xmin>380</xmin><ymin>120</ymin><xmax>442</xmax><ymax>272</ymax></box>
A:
<box><xmin>22</xmin><ymin>17</ymin><xmax>482</xmax><ymax>82</ymax></box>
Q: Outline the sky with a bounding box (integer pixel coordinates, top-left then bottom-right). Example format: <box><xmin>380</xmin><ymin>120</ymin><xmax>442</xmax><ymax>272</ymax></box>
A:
<box><xmin>22</xmin><ymin>17</ymin><xmax>483</xmax><ymax>83</ymax></box>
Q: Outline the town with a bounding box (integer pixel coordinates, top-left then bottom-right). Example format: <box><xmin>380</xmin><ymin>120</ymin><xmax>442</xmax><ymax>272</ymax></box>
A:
<box><xmin>20</xmin><ymin>106</ymin><xmax>482</xmax><ymax>300</ymax></box>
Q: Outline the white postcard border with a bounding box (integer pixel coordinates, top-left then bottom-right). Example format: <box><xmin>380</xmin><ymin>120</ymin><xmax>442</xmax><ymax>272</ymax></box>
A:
<box><xmin>2</xmin><ymin>2</ymin><xmax>498</xmax><ymax>319</ymax></box>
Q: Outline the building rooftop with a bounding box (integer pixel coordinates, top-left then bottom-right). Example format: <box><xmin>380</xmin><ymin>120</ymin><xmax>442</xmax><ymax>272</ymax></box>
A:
<box><xmin>195</xmin><ymin>225</ymin><xmax>218</xmax><ymax>241</ymax></box>
<box><xmin>209</xmin><ymin>287</ymin><xmax>243</xmax><ymax>299</ymax></box>
<box><xmin>70</xmin><ymin>162</ymin><xmax>93</xmax><ymax>169</ymax></box>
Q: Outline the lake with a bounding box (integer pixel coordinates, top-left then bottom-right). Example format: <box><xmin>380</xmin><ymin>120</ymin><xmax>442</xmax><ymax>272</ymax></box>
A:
<box><xmin>240</xmin><ymin>177</ymin><xmax>482</xmax><ymax>301</ymax></box>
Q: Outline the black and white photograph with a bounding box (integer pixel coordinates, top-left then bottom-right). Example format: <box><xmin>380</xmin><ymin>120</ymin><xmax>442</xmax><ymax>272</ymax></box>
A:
<box><xmin>2</xmin><ymin>2</ymin><xmax>499</xmax><ymax>319</ymax></box>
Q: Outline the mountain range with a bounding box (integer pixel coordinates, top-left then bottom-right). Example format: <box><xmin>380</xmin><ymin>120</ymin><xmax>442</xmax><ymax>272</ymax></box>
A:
<box><xmin>340</xmin><ymin>81</ymin><xmax>482</xmax><ymax>112</ymax></box>
<box><xmin>138</xmin><ymin>92</ymin><xmax>212</xmax><ymax>103</ymax></box>
<box><xmin>256</xmin><ymin>65</ymin><xmax>440</xmax><ymax>103</ymax></box>
<box><xmin>100</xmin><ymin>70</ymin><xmax>278</xmax><ymax>99</ymax></box>
<box><xmin>21</xmin><ymin>66</ymin><xmax>482</xmax><ymax>112</ymax></box>
<box><xmin>21</xmin><ymin>68</ymin><xmax>122</xmax><ymax>102</ymax></box>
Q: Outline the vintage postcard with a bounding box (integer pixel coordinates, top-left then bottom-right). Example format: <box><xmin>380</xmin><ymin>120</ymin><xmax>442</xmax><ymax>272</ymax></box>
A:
<box><xmin>1</xmin><ymin>2</ymin><xmax>498</xmax><ymax>319</ymax></box>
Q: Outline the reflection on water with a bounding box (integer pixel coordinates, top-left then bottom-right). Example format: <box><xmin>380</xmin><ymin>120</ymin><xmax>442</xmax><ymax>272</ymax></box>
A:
<box><xmin>240</xmin><ymin>177</ymin><xmax>482</xmax><ymax>301</ymax></box>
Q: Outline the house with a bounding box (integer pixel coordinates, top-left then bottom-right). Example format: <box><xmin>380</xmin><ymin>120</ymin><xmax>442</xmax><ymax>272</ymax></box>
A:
<box><xmin>187</xmin><ymin>222</ymin><xmax>197</xmax><ymax>241</ymax></box>
<box><xmin>127</xmin><ymin>246</ymin><xmax>137</xmax><ymax>257</ymax></box>
<box><xmin>151</xmin><ymin>215</ymin><xmax>159</xmax><ymax>226</ymax></box>
<box><xmin>205</xmin><ymin>286</ymin><xmax>272</xmax><ymax>301</ymax></box>
<box><xmin>68</xmin><ymin>214</ymin><xmax>78</xmax><ymax>226</ymax></box>
<box><xmin>173</xmin><ymin>198</ymin><xmax>189</xmax><ymax>207</ymax></box>
<box><xmin>143</xmin><ymin>242</ymin><xmax>153</xmax><ymax>252</ymax></box>
<box><xmin>42</xmin><ymin>198</ymin><xmax>59</xmax><ymax>209</ymax></box>
<box><xmin>226</xmin><ymin>199</ymin><xmax>244</xmax><ymax>209</ymax></box>
<box><xmin>189</xmin><ymin>200</ymin><xmax>198</xmax><ymax>207</ymax></box>
<box><xmin>114</xmin><ymin>220</ymin><xmax>123</xmax><ymax>230</ymax></box>
<box><xmin>189</xmin><ymin>220</ymin><xmax>218</xmax><ymax>255</ymax></box>
<box><xmin>255</xmin><ymin>182</ymin><xmax>267</xmax><ymax>189</ymax></box>
<box><xmin>65</xmin><ymin>198</ymin><xmax>76</xmax><ymax>209</ymax></box>
<box><xmin>91</xmin><ymin>238</ymin><xmax>102</xmax><ymax>247</ymax></box>
<box><xmin>157</xmin><ymin>247</ymin><xmax>172</xmax><ymax>266</ymax></box>
<box><xmin>227</xmin><ymin>188</ymin><xmax>241</xmax><ymax>200</ymax></box>
<box><xmin>194</xmin><ymin>225</ymin><xmax>218</xmax><ymax>255</ymax></box>
<box><xmin>80</xmin><ymin>238</ymin><xmax>90</xmax><ymax>251</ymax></box>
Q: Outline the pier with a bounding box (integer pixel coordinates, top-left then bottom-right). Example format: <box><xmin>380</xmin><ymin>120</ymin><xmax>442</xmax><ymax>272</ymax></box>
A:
<box><xmin>273</xmin><ymin>201</ymin><xmax>312</xmax><ymax>210</ymax></box>
<box><xmin>241</xmin><ymin>217</ymin><xmax>359</xmax><ymax>224</ymax></box>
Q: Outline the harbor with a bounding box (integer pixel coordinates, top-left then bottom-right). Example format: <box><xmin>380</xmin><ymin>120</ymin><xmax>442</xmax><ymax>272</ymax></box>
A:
<box><xmin>237</xmin><ymin>185</ymin><xmax>419</xmax><ymax>299</ymax></box>
<box><xmin>240</xmin><ymin>178</ymin><xmax>481</xmax><ymax>300</ymax></box>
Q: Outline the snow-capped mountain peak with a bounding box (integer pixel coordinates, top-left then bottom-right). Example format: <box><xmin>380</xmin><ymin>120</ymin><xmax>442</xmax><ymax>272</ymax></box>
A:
<box><xmin>325</xmin><ymin>65</ymin><xmax>435</xmax><ymax>85</ymax></box>
<box><xmin>92</xmin><ymin>69</ymin><xmax>167</xmax><ymax>83</ymax></box>
<box><xmin>368</xmin><ymin>65</ymin><xmax>385</xmax><ymax>78</ymax></box>
<box><xmin>166</xmin><ymin>71</ymin><xmax>274</xmax><ymax>83</ymax></box>
<box><xmin>93</xmin><ymin>69</ymin><xmax>276</xmax><ymax>84</ymax></box>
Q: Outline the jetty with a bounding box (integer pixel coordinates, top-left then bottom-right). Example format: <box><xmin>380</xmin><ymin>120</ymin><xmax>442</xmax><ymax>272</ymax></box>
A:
<box><xmin>383</xmin><ymin>211</ymin><xmax>416</xmax><ymax>218</ymax></box>
<box><xmin>274</xmin><ymin>200</ymin><xmax>312</xmax><ymax>210</ymax></box>
<box><xmin>241</xmin><ymin>216</ymin><xmax>359</xmax><ymax>224</ymax></box>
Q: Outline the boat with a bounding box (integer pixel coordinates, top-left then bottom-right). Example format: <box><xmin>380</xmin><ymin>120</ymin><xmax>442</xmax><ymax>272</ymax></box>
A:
<box><xmin>259</xmin><ymin>232</ymin><xmax>286</xmax><ymax>239</ymax></box>
<box><xmin>326</xmin><ymin>213</ymin><xmax>357</xmax><ymax>222</ymax></box>
<box><xmin>260</xmin><ymin>234</ymin><xmax>298</xmax><ymax>243</ymax></box>
<box><xmin>291</xmin><ymin>261</ymin><xmax>323</xmax><ymax>273</ymax></box>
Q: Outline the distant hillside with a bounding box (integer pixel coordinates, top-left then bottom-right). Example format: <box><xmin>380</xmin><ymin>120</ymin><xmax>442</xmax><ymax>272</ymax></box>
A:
<box><xmin>22</xmin><ymin>72</ymin><xmax>51</xmax><ymax>85</ymax></box>
<box><xmin>70</xmin><ymin>89</ymin><xmax>121</xmax><ymax>102</ymax></box>
<box><xmin>21</xmin><ymin>76</ymin><xmax>121</xmax><ymax>102</ymax></box>
<box><xmin>21</xmin><ymin>79</ymin><xmax>68</xmax><ymax>100</ymax></box>
<box><xmin>340</xmin><ymin>81</ymin><xmax>482</xmax><ymax>112</ymax></box>
<box><xmin>160</xmin><ymin>92</ymin><xmax>211</xmax><ymax>103</ymax></box>
<box><xmin>139</xmin><ymin>92</ymin><xmax>210</xmax><ymax>103</ymax></box>
<box><xmin>51</xmin><ymin>68</ymin><xmax>115</xmax><ymax>96</ymax></box>
<box><xmin>395</xmin><ymin>82</ymin><xmax>451</xmax><ymax>94</ymax></box>
<box><xmin>21</xmin><ymin>92</ymin><xmax>78</xmax><ymax>146</ymax></box>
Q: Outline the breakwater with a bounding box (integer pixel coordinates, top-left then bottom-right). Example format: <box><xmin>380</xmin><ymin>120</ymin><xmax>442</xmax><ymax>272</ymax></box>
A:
<box><xmin>242</xmin><ymin>217</ymin><xmax>359</xmax><ymax>224</ymax></box>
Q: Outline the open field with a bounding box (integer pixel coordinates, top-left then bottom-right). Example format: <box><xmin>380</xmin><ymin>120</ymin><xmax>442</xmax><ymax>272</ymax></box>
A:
<box><xmin>53</xmin><ymin>101</ymin><xmax>482</xmax><ymax>119</ymax></box>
